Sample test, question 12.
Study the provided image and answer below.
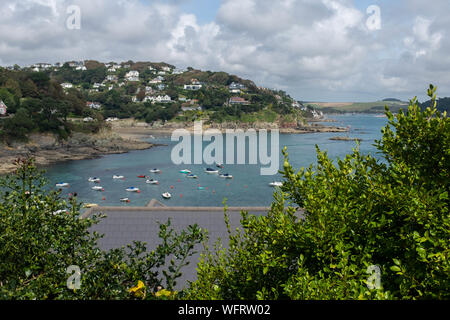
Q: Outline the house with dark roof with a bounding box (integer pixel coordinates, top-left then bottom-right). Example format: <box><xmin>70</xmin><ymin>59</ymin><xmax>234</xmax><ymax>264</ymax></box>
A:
<box><xmin>229</xmin><ymin>96</ymin><xmax>250</xmax><ymax>105</ymax></box>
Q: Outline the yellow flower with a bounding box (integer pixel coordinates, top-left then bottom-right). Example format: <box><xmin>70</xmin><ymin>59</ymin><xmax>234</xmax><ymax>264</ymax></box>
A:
<box><xmin>129</xmin><ymin>280</ymin><xmax>146</xmax><ymax>298</ymax></box>
<box><xmin>155</xmin><ymin>289</ymin><xmax>178</xmax><ymax>298</ymax></box>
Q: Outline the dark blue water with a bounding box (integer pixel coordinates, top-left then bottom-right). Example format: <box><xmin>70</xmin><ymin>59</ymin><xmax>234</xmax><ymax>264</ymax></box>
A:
<box><xmin>44</xmin><ymin>114</ymin><xmax>388</xmax><ymax>207</ymax></box>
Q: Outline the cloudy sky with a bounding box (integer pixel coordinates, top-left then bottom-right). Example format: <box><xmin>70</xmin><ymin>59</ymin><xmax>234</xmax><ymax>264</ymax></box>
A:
<box><xmin>0</xmin><ymin>0</ymin><xmax>449</xmax><ymax>102</ymax></box>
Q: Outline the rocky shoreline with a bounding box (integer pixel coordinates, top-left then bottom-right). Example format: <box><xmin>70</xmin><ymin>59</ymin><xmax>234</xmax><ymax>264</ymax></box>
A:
<box><xmin>110</xmin><ymin>118</ymin><xmax>349</xmax><ymax>134</ymax></box>
<box><xmin>0</xmin><ymin>118</ymin><xmax>349</xmax><ymax>175</ymax></box>
<box><xmin>0</xmin><ymin>130</ymin><xmax>153</xmax><ymax>175</ymax></box>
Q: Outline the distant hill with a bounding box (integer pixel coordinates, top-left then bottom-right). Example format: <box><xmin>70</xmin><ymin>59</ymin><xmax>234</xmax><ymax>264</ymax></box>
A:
<box><xmin>419</xmin><ymin>97</ymin><xmax>450</xmax><ymax>113</ymax></box>
<box><xmin>309</xmin><ymin>100</ymin><xmax>408</xmax><ymax>113</ymax></box>
<box><xmin>382</xmin><ymin>98</ymin><xmax>403</xmax><ymax>102</ymax></box>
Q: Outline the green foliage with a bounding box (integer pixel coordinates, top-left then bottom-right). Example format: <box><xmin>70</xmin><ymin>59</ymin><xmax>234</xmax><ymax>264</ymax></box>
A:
<box><xmin>187</xmin><ymin>85</ymin><xmax>449</xmax><ymax>300</ymax></box>
<box><xmin>0</xmin><ymin>158</ymin><xmax>205</xmax><ymax>299</ymax></box>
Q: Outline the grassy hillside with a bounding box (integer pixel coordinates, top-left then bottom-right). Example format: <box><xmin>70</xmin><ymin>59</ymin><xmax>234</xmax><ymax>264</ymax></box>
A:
<box><xmin>307</xmin><ymin>100</ymin><xmax>409</xmax><ymax>113</ymax></box>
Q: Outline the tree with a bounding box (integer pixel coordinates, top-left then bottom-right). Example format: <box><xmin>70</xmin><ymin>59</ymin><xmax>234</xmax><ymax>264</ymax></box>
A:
<box><xmin>0</xmin><ymin>158</ymin><xmax>205</xmax><ymax>299</ymax></box>
<box><xmin>187</xmin><ymin>85</ymin><xmax>449</xmax><ymax>300</ymax></box>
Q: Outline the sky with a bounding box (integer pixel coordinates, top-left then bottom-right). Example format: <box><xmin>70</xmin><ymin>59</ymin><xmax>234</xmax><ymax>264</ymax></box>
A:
<box><xmin>0</xmin><ymin>0</ymin><xmax>449</xmax><ymax>102</ymax></box>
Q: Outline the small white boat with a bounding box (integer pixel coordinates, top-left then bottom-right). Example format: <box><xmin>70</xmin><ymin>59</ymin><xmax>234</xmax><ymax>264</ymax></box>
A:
<box><xmin>186</xmin><ymin>174</ymin><xmax>198</xmax><ymax>179</ymax></box>
<box><xmin>126</xmin><ymin>187</ymin><xmax>140</xmax><ymax>192</ymax></box>
<box><xmin>162</xmin><ymin>192</ymin><xmax>171</xmax><ymax>199</ymax></box>
<box><xmin>88</xmin><ymin>177</ymin><xmax>101</xmax><ymax>183</ymax></box>
<box><xmin>179</xmin><ymin>169</ymin><xmax>191</xmax><ymax>174</ymax></box>
<box><xmin>216</xmin><ymin>163</ymin><xmax>224</xmax><ymax>168</ymax></box>
<box><xmin>113</xmin><ymin>175</ymin><xmax>124</xmax><ymax>179</ymax></box>
<box><xmin>91</xmin><ymin>186</ymin><xmax>104</xmax><ymax>191</ymax></box>
<box><xmin>149</xmin><ymin>168</ymin><xmax>161</xmax><ymax>173</ymax></box>
<box><xmin>269</xmin><ymin>181</ymin><xmax>283</xmax><ymax>187</ymax></box>
<box><xmin>204</xmin><ymin>168</ymin><xmax>219</xmax><ymax>174</ymax></box>
<box><xmin>220</xmin><ymin>173</ymin><xmax>233</xmax><ymax>179</ymax></box>
<box><xmin>56</xmin><ymin>183</ymin><xmax>69</xmax><ymax>187</ymax></box>
<box><xmin>120</xmin><ymin>198</ymin><xmax>130</xmax><ymax>202</ymax></box>
<box><xmin>146</xmin><ymin>179</ymin><xmax>159</xmax><ymax>185</ymax></box>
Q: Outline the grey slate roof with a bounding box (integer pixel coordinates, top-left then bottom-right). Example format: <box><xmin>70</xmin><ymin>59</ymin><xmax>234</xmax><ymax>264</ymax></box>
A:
<box><xmin>82</xmin><ymin>202</ymin><xmax>275</xmax><ymax>289</ymax></box>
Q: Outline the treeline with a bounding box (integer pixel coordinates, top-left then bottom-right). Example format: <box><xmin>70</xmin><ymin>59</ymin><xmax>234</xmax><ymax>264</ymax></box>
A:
<box><xmin>0</xmin><ymin>68</ymin><xmax>92</xmax><ymax>141</ymax></box>
<box><xmin>420</xmin><ymin>97</ymin><xmax>450</xmax><ymax>112</ymax></box>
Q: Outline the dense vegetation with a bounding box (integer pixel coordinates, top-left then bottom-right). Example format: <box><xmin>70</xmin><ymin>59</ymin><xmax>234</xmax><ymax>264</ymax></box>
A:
<box><xmin>0</xmin><ymin>68</ymin><xmax>97</xmax><ymax>141</ymax></box>
<box><xmin>0</xmin><ymin>158</ymin><xmax>204</xmax><ymax>299</ymax></box>
<box><xmin>187</xmin><ymin>85</ymin><xmax>449</xmax><ymax>300</ymax></box>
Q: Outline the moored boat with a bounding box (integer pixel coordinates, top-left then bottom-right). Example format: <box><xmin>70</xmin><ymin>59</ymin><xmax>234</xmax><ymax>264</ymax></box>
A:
<box><xmin>220</xmin><ymin>173</ymin><xmax>233</xmax><ymax>179</ymax></box>
<box><xmin>162</xmin><ymin>192</ymin><xmax>171</xmax><ymax>199</ymax></box>
<box><xmin>149</xmin><ymin>168</ymin><xmax>161</xmax><ymax>173</ymax></box>
<box><xmin>91</xmin><ymin>186</ymin><xmax>104</xmax><ymax>191</ymax></box>
<box><xmin>113</xmin><ymin>175</ymin><xmax>124</xmax><ymax>179</ymax></box>
<box><xmin>269</xmin><ymin>181</ymin><xmax>283</xmax><ymax>187</ymax></box>
<box><xmin>186</xmin><ymin>174</ymin><xmax>198</xmax><ymax>179</ymax></box>
<box><xmin>126</xmin><ymin>187</ymin><xmax>140</xmax><ymax>192</ymax></box>
<box><xmin>146</xmin><ymin>179</ymin><xmax>159</xmax><ymax>184</ymax></box>
<box><xmin>120</xmin><ymin>198</ymin><xmax>130</xmax><ymax>202</ymax></box>
<box><xmin>179</xmin><ymin>169</ymin><xmax>191</xmax><ymax>174</ymax></box>
<box><xmin>56</xmin><ymin>182</ymin><xmax>69</xmax><ymax>187</ymax></box>
<box><xmin>204</xmin><ymin>168</ymin><xmax>219</xmax><ymax>174</ymax></box>
<box><xmin>88</xmin><ymin>177</ymin><xmax>100</xmax><ymax>183</ymax></box>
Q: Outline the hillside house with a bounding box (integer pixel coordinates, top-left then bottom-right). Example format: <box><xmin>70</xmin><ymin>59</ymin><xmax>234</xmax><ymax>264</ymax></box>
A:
<box><xmin>61</xmin><ymin>83</ymin><xmax>73</xmax><ymax>89</ymax></box>
<box><xmin>86</xmin><ymin>101</ymin><xmax>101</xmax><ymax>110</ymax></box>
<box><xmin>125</xmin><ymin>70</ymin><xmax>140</xmax><ymax>82</ymax></box>
<box><xmin>106</xmin><ymin>75</ymin><xmax>118</xmax><ymax>82</ymax></box>
<box><xmin>229</xmin><ymin>96</ymin><xmax>250</xmax><ymax>105</ymax></box>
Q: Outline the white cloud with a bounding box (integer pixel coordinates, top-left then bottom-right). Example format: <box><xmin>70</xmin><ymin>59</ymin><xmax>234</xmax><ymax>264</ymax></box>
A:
<box><xmin>1</xmin><ymin>0</ymin><xmax>450</xmax><ymax>101</ymax></box>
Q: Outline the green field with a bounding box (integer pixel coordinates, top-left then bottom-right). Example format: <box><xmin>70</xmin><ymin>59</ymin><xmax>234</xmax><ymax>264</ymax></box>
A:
<box><xmin>308</xmin><ymin>100</ymin><xmax>409</xmax><ymax>113</ymax></box>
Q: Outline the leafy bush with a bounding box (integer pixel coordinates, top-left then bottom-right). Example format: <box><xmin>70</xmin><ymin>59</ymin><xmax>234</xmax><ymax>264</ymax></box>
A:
<box><xmin>187</xmin><ymin>85</ymin><xmax>449</xmax><ymax>300</ymax></box>
<box><xmin>0</xmin><ymin>158</ymin><xmax>205</xmax><ymax>299</ymax></box>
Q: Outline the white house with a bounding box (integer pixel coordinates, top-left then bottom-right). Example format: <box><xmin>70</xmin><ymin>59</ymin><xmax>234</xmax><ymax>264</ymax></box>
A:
<box><xmin>184</xmin><ymin>84</ymin><xmax>202</xmax><ymax>90</ymax></box>
<box><xmin>86</xmin><ymin>101</ymin><xmax>101</xmax><ymax>110</ymax></box>
<box><xmin>172</xmin><ymin>68</ymin><xmax>185</xmax><ymax>75</ymax></box>
<box><xmin>61</xmin><ymin>83</ymin><xmax>73</xmax><ymax>89</ymax></box>
<box><xmin>106</xmin><ymin>75</ymin><xmax>118</xmax><ymax>81</ymax></box>
<box><xmin>161</xmin><ymin>66</ymin><xmax>171</xmax><ymax>72</ymax></box>
<box><xmin>184</xmin><ymin>78</ymin><xmax>202</xmax><ymax>90</ymax></box>
<box><xmin>149</xmin><ymin>76</ymin><xmax>164</xmax><ymax>84</ymax></box>
<box><xmin>0</xmin><ymin>100</ymin><xmax>7</xmax><ymax>115</ymax></box>
<box><xmin>76</xmin><ymin>65</ymin><xmax>87</xmax><ymax>71</ymax></box>
<box><xmin>108</xmin><ymin>67</ymin><xmax>117</xmax><ymax>72</ymax></box>
<box><xmin>146</xmin><ymin>95</ymin><xmax>172</xmax><ymax>103</ymax></box>
<box><xmin>125</xmin><ymin>70</ymin><xmax>140</xmax><ymax>82</ymax></box>
<box><xmin>229</xmin><ymin>82</ymin><xmax>246</xmax><ymax>93</ymax></box>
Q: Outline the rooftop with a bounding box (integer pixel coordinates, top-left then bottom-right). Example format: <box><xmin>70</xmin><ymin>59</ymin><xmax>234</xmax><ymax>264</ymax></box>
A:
<box><xmin>82</xmin><ymin>200</ymin><xmax>303</xmax><ymax>288</ymax></box>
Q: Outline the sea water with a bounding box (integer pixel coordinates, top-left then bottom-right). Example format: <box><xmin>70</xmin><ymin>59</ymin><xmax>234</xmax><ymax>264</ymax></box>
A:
<box><xmin>43</xmin><ymin>114</ymin><xmax>388</xmax><ymax>207</ymax></box>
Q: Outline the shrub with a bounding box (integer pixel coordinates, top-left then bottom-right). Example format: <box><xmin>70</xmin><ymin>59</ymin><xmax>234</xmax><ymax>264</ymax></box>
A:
<box><xmin>0</xmin><ymin>158</ymin><xmax>205</xmax><ymax>299</ymax></box>
<box><xmin>187</xmin><ymin>85</ymin><xmax>449</xmax><ymax>300</ymax></box>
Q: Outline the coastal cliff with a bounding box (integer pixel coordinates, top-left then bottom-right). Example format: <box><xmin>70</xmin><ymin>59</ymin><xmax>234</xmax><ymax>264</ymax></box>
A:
<box><xmin>0</xmin><ymin>129</ymin><xmax>153</xmax><ymax>174</ymax></box>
